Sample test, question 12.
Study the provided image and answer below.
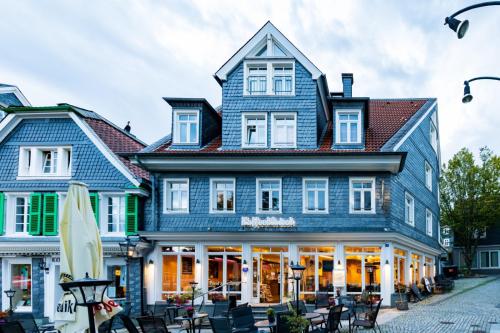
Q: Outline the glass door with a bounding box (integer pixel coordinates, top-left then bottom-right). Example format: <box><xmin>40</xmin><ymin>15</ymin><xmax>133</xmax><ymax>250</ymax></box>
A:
<box><xmin>251</xmin><ymin>246</ymin><xmax>289</xmax><ymax>304</ymax></box>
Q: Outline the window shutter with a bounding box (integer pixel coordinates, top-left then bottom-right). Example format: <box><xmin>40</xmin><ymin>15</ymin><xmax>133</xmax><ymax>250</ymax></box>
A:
<box><xmin>29</xmin><ymin>193</ymin><xmax>42</xmax><ymax>235</ymax></box>
<box><xmin>125</xmin><ymin>194</ymin><xmax>138</xmax><ymax>236</ymax></box>
<box><xmin>89</xmin><ymin>193</ymin><xmax>99</xmax><ymax>225</ymax></box>
<box><xmin>0</xmin><ymin>193</ymin><xmax>5</xmax><ymax>236</ymax></box>
<box><xmin>43</xmin><ymin>193</ymin><xmax>59</xmax><ymax>236</ymax></box>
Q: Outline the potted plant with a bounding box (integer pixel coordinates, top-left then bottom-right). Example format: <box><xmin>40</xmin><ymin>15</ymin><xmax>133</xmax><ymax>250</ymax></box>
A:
<box><xmin>166</xmin><ymin>295</ymin><xmax>175</xmax><ymax>305</ymax></box>
<box><xmin>284</xmin><ymin>311</ymin><xmax>309</xmax><ymax>333</ymax></box>
<box><xmin>185</xmin><ymin>305</ymin><xmax>195</xmax><ymax>318</ymax></box>
<box><xmin>266</xmin><ymin>308</ymin><xmax>276</xmax><ymax>323</ymax></box>
<box><xmin>395</xmin><ymin>284</ymin><xmax>409</xmax><ymax>311</ymax></box>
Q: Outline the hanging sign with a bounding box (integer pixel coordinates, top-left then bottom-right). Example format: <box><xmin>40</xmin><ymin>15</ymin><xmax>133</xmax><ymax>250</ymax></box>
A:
<box><xmin>241</xmin><ymin>216</ymin><xmax>296</xmax><ymax>228</ymax></box>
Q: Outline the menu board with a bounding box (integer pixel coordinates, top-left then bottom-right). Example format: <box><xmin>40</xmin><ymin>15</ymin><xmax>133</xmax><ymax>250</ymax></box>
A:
<box><xmin>333</xmin><ymin>269</ymin><xmax>346</xmax><ymax>286</ymax></box>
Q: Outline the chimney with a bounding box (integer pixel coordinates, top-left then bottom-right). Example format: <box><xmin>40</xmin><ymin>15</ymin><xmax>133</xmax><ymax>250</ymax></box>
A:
<box><xmin>124</xmin><ymin>121</ymin><xmax>131</xmax><ymax>133</ymax></box>
<box><xmin>341</xmin><ymin>73</ymin><xmax>354</xmax><ymax>98</ymax></box>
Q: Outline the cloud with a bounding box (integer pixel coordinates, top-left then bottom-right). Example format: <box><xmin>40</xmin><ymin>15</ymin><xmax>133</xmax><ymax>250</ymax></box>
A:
<box><xmin>0</xmin><ymin>0</ymin><xmax>498</xmax><ymax>161</ymax></box>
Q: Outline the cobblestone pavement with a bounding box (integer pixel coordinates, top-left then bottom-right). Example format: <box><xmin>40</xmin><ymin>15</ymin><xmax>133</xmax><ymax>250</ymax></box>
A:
<box><xmin>377</xmin><ymin>276</ymin><xmax>500</xmax><ymax>333</ymax></box>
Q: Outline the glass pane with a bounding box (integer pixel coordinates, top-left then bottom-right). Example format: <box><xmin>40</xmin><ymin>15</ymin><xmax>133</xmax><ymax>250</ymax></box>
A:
<box><xmin>227</xmin><ymin>192</ymin><xmax>234</xmax><ymax>211</ymax></box>
<box><xmin>350</xmin><ymin>123</ymin><xmax>358</xmax><ymax>142</ymax></box>
<box><xmin>300</xmin><ymin>255</ymin><xmax>315</xmax><ymax>294</ymax></box>
<box><xmin>364</xmin><ymin>256</ymin><xmax>381</xmax><ymax>293</ymax></box>
<box><xmin>317</xmin><ymin>191</ymin><xmax>325</xmax><ymax>210</ymax></box>
<box><xmin>227</xmin><ymin>255</ymin><xmax>242</xmax><ymax>299</ymax></box>
<box><xmin>108</xmin><ymin>265</ymin><xmax>126</xmax><ymax>299</ymax></box>
<box><xmin>399</xmin><ymin>258</ymin><xmax>405</xmax><ymax>284</ymax></box>
<box><xmin>189</xmin><ymin>123</ymin><xmax>197</xmax><ymax>143</ymax></box>
<box><xmin>208</xmin><ymin>254</ymin><xmax>223</xmax><ymax>298</ymax></box>
<box><xmin>346</xmin><ymin>256</ymin><xmax>362</xmax><ymax>293</ymax></box>
<box><xmin>364</xmin><ymin>191</ymin><xmax>371</xmax><ymax>210</ymax></box>
<box><xmin>307</xmin><ymin>191</ymin><xmax>315</xmax><ymax>210</ymax></box>
<box><xmin>262</xmin><ymin>191</ymin><xmax>269</xmax><ymax>211</ymax></box>
<box><xmin>491</xmin><ymin>252</ymin><xmax>499</xmax><ymax>267</ymax></box>
<box><xmin>481</xmin><ymin>252</ymin><xmax>489</xmax><ymax>267</ymax></box>
<box><xmin>11</xmin><ymin>264</ymin><xmax>31</xmax><ymax>308</ymax></box>
<box><xmin>271</xmin><ymin>191</ymin><xmax>280</xmax><ymax>211</ymax></box>
<box><xmin>180</xmin><ymin>255</ymin><xmax>195</xmax><ymax>292</ymax></box>
<box><xmin>162</xmin><ymin>256</ymin><xmax>177</xmax><ymax>292</ymax></box>
<box><xmin>318</xmin><ymin>255</ymin><xmax>334</xmax><ymax>292</ymax></box>
<box><xmin>340</xmin><ymin>123</ymin><xmax>347</xmax><ymax>142</ymax></box>
<box><xmin>353</xmin><ymin>191</ymin><xmax>361</xmax><ymax>210</ymax></box>
<box><xmin>217</xmin><ymin>192</ymin><xmax>224</xmax><ymax>210</ymax></box>
<box><xmin>180</xmin><ymin>123</ymin><xmax>187</xmax><ymax>143</ymax></box>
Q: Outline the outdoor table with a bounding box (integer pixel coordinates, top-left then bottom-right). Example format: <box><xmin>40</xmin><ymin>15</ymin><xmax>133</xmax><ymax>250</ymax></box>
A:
<box><xmin>165</xmin><ymin>305</ymin><xmax>182</xmax><ymax>324</ymax></box>
<box><xmin>255</xmin><ymin>319</ymin><xmax>277</xmax><ymax>332</ymax></box>
<box><xmin>175</xmin><ymin>313</ymin><xmax>208</xmax><ymax>333</ymax></box>
<box><xmin>313</xmin><ymin>307</ymin><xmax>351</xmax><ymax>333</ymax></box>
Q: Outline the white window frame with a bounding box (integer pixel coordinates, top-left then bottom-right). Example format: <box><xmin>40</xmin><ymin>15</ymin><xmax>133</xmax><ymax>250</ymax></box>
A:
<box><xmin>426</xmin><ymin>209</ymin><xmax>433</xmax><ymax>236</ymax></box>
<box><xmin>443</xmin><ymin>238</ymin><xmax>450</xmax><ymax>247</ymax></box>
<box><xmin>271</xmin><ymin>112</ymin><xmax>297</xmax><ymax>148</ymax></box>
<box><xmin>302</xmin><ymin>178</ymin><xmax>329</xmax><ymax>214</ymax></box>
<box><xmin>335</xmin><ymin>110</ymin><xmax>362</xmax><ymax>144</ymax></box>
<box><xmin>17</xmin><ymin>146</ymin><xmax>72</xmax><ymax>179</ymax></box>
<box><xmin>479</xmin><ymin>250</ymin><xmax>500</xmax><ymax>269</ymax></box>
<box><xmin>241</xmin><ymin>112</ymin><xmax>268</xmax><ymax>148</ymax></box>
<box><xmin>430</xmin><ymin>121</ymin><xmax>438</xmax><ymax>152</ymax></box>
<box><xmin>5</xmin><ymin>193</ymin><xmax>31</xmax><ymax>236</ymax></box>
<box><xmin>349</xmin><ymin>177</ymin><xmax>376</xmax><ymax>214</ymax></box>
<box><xmin>442</xmin><ymin>227</ymin><xmax>451</xmax><ymax>236</ymax></box>
<box><xmin>163</xmin><ymin>178</ymin><xmax>190</xmax><ymax>214</ymax></box>
<box><xmin>209</xmin><ymin>178</ymin><xmax>236</xmax><ymax>214</ymax></box>
<box><xmin>404</xmin><ymin>192</ymin><xmax>415</xmax><ymax>226</ymax></box>
<box><xmin>272</xmin><ymin>63</ymin><xmax>295</xmax><ymax>96</ymax></box>
<box><xmin>100</xmin><ymin>194</ymin><xmax>126</xmax><ymax>236</ymax></box>
<box><xmin>256</xmin><ymin>178</ymin><xmax>282</xmax><ymax>214</ymax></box>
<box><xmin>243</xmin><ymin>60</ymin><xmax>295</xmax><ymax>96</ymax></box>
<box><xmin>1</xmin><ymin>257</ymin><xmax>33</xmax><ymax>312</ymax></box>
<box><xmin>173</xmin><ymin>110</ymin><xmax>199</xmax><ymax>145</ymax></box>
<box><xmin>425</xmin><ymin>161</ymin><xmax>432</xmax><ymax>191</ymax></box>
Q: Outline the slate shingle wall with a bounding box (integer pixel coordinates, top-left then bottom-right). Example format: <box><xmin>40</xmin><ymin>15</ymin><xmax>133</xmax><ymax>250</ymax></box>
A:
<box><xmin>31</xmin><ymin>258</ymin><xmax>45</xmax><ymax>318</ymax></box>
<box><xmin>221</xmin><ymin>62</ymin><xmax>318</xmax><ymax>149</ymax></box>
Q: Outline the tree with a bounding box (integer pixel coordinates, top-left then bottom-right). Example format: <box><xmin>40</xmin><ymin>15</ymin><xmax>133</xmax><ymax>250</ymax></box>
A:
<box><xmin>440</xmin><ymin>147</ymin><xmax>500</xmax><ymax>276</ymax></box>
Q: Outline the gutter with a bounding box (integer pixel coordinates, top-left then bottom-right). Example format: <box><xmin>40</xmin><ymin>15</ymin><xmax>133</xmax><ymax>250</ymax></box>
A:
<box><xmin>135</xmin><ymin>154</ymin><xmax>158</xmax><ymax>231</ymax></box>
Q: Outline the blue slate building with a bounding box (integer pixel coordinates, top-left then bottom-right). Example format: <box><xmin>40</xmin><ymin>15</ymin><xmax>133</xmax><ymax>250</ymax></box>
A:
<box><xmin>131</xmin><ymin>22</ymin><xmax>443</xmax><ymax>307</ymax></box>
<box><xmin>0</xmin><ymin>103</ymin><xmax>149</xmax><ymax>319</ymax></box>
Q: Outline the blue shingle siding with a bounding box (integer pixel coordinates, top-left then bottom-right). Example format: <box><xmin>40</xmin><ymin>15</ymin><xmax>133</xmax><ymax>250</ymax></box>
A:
<box><xmin>390</xmin><ymin>108</ymin><xmax>440</xmax><ymax>248</ymax></box>
<box><xmin>31</xmin><ymin>258</ymin><xmax>45</xmax><ymax>318</ymax></box>
<box><xmin>154</xmin><ymin>173</ymin><xmax>390</xmax><ymax>233</ymax></box>
<box><xmin>221</xmin><ymin>62</ymin><xmax>318</xmax><ymax>149</ymax></box>
<box><xmin>129</xmin><ymin>258</ymin><xmax>142</xmax><ymax>315</ymax></box>
<box><xmin>0</xmin><ymin>93</ymin><xmax>23</xmax><ymax>107</ymax></box>
<box><xmin>0</xmin><ymin>118</ymin><xmax>135</xmax><ymax>191</ymax></box>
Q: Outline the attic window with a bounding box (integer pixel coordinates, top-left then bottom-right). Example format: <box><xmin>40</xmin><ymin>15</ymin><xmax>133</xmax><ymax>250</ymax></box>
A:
<box><xmin>244</xmin><ymin>61</ymin><xmax>295</xmax><ymax>96</ymax></box>
<box><xmin>335</xmin><ymin>110</ymin><xmax>362</xmax><ymax>144</ymax></box>
<box><xmin>18</xmin><ymin>146</ymin><xmax>72</xmax><ymax>178</ymax></box>
<box><xmin>173</xmin><ymin>110</ymin><xmax>199</xmax><ymax>145</ymax></box>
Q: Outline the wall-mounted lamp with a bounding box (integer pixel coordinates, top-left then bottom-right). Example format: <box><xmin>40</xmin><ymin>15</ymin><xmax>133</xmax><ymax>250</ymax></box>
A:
<box><xmin>385</xmin><ymin>260</ymin><xmax>389</xmax><ymax>265</ymax></box>
<box><xmin>148</xmin><ymin>259</ymin><xmax>154</xmax><ymax>265</ymax></box>
<box><xmin>410</xmin><ymin>264</ymin><xmax>414</xmax><ymax>268</ymax></box>
<box><xmin>424</xmin><ymin>263</ymin><xmax>427</xmax><ymax>267</ymax></box>
<box><xmin>337</xmin><ymin>260</ymin><xmax>341</xmax><ymax>266</ymax></box>
<box><xmin>242</xmin><ymin>259</ymin><xmax>249</xmax><ymax>273</ymax></box>
<box><xmin>196</xmin><ymin>259</ymin><xmax>200</xmax><ymax>264</ymax></box>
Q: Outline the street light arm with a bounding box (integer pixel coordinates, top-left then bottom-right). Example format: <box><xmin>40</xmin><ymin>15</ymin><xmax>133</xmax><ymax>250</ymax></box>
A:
<box><xmin>447</xmin><ymin>1</ymin><xmax>500</xmax><ymax>21</ymax></box>
<box><xmin>462</xmin><ymin>76</ymin><xmax>500</xmax><ymax>103</ymax></box>
<box><xmin>467</xmin><ymin>76</ymin><xmax>500</xmax><ymax>83</ymax></box>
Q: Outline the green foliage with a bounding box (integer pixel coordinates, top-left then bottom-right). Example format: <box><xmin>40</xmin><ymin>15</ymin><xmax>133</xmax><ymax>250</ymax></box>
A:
<box><xmin>284</xmin><ymin>311</ymin><xmax>309</xmax><ymax>333</ymax></box>
<box><xmin>266</xmin><ymin>307</ymin><xmax>275</xmax><ymax>316</ymax></box>
<box><xmin>440</xmin><ymin>147</ymin><xmax>500</xmax><ymax>275</ymax></box>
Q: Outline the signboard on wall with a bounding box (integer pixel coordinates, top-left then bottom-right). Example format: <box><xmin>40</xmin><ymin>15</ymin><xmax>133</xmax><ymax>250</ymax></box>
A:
<box><xmin>241</xmin><ymin>216</ymin><xmax>296</xmax><ymax>228</ymax></box>
<box><xmin>333</xmin><ymin>269</ymin><xmax>346</xmax><ymax>286</ymax></box>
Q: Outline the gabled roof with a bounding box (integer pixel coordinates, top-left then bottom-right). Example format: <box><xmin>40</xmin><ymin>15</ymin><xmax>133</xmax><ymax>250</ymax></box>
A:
<box><xmin>1</xmin><ymin>104</ymin><xmax>149</xmax><ymax>184</ymax></box>
<box><xmin>0</xmin><ymin>84</ymin><xmax>30</xmax><ymax>107</ymax></box>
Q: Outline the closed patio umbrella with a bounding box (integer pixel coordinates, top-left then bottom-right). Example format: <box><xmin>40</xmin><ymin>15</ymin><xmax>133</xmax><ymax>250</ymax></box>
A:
<box><xmin>55</xmin><ymin>181</ymin><xmax>122</xmax><ymax>332</ymax></box>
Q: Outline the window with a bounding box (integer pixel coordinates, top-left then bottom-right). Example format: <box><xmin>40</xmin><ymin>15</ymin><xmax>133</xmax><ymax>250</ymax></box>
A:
<box><xmin>7</xmin><ymin>260</ymin><xmax>32</xmax><ymax>312</ymax></box>
<box><xmin>164</xmin><ymin>179</ymin><xmax>189</xmax><ymax>213</ymax></box>
<box><xmin>443</xmin><ymin>238</ymin><xmax>450</xmax><ymax>247</ymax></box>
<box><xmin>480</xmin><ymin>251</ymin><xmax>499</xmax><ymax>268</ymax></box>
<box><xmin>349</xmin><ymin>178</ymin><xmax>375</xmax><ymax>213</ymax></box>
<box><xmin>207</xmin><ymin>246</ymin><xmax>242</xmax><ymax>300</ymax></box>
<box><xmin>105</xmin><ymin>196</ymin><xmax>126</xmax><ymax>234</ymax></box>
<box><xmin>299</xmin><ymin>247</ymin><xmax>334</xmax><ymax>299</ymax></box>
<box><xmin>257</xmin><ymin>179</ymin><xmax>281</xmax><ymax>213</ymax></box>
<box><xmin>173</xmin><ymin>110</ymin><xmax>199</xmax><ymax>145</ymax></box>
<box><xmin>272</xmin><ymin>65</ymin><xmax>293</xmax><ymax>95</ymax></box>
<box><xmin>271</xmin><ymin>113</ymin><xmax>296</xmax><ymax>148</ymax></box>
<box><xmin>442</xmin><ymin>227</ymin><xmax>451</xmax><ymax>235</ymax></box>
<box><xmin>14</xmin><ymin>197</ymin><xmax>30</xmax><ymax>234</ymax></box>
<box><xmin>161</xmin><ymin>246</ymin><xmax>196</xmax><ymax>298</ymax></box>
<box><xmin>210</xmin><ymin>179</ymin><xmax>235</xmax><ymax>213</ymax></box>
<box><xmin>18</xmin><ymin>146</ymin><xmax>72</xmax><ymax>178</ymax></box>
<box><xmin>303</xmin><ymin>178</ymin><xmax>328</xmax><ymax>213</ymax></box>
<box><xmin>106</xmin><ymin>263</ymin><xmax>127</xmax><ymax>299</ymax></box>
<box><xmin>345</xmin><ymin>247</ymin><xmax>381</xmax><ymax>294</ymax></box>
<box><xmin>425</xmin><ymin>161</ymin><xmax>432</xmax><ymax>191</ymax></box>
<box><xmin>430</xmin><ymin>121</ymin><xmax>438</xmax><ymax>151</ymax></box>
<box><xmin>247</xmin><ymin>65</ymin><xmax>267</xmax><ymax>95</ymax></box>
<box><xmin>426</xmin><ymin>209</ymin><xmax>433</xmax><ymax>236</ymax></box>
<box><xmin>242</xmin><ymin>113</ymin><xmax>267</xmax><ymax>148</ymax></box>
<box><xmin>335</xmin><ymin>110</ymin><xmax>361</xmax><ymax>144</ymax></box>
<box><xmin>405</xmin><ymin>193</ymin><xmax>415</xmax><ymax>226</ymax></box>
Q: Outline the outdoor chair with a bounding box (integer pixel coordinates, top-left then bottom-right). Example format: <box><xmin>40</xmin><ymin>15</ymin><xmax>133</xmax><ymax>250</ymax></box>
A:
<box><xmin>338</xmin><ymin>296</ymin><xmax>356</xmax><ymax>327</ymax></box>
<box><xmin>276</xmin><ymin>311</ymin><xmax>293</xmax><ymax>333</ymax></box>
<box><xmin>118</xmin><ymin>314</ymin><xmax>140</xmax><ymax>333</ymax></box>
<box><xmin>410</xmin><ymin>283</ymin><xmax>424</xmax><ymax>302</ymax></box>
<box><xmin>271</xmin><ymin>303</ymin><xmax>289</xmax><ymax>313</ymax></box>
<box><xmin>231</xmin><ymin>305</ymin><xmax>257</xmax><ymax>333</ymax></box>
<box><xmin>209</xmin><ymin>317</ymin><xmax>233</xmax><ymax>333</ymax></box>
<box><xmin>148</xmin><ymin>301</ymin><xmax>170</xmax><ymax>323</ymax></box>
<box><xmin>289</xmin><ymin>300</ymin><xmax>325</xmax><ymax>328</ymax></box>
<box><xmin>0</xmin><ymin>321</ymin><xmax>26</xmax><ymax>333</ymax></box>
<box><xmin>434</xmin><ymin>275</ymin><xmax>454</xmax><ymax>291</ymax></box>
<box><xmin>352</xmin><ymin>299</ymin><xmax>383</xmax><ymax>333</ymax></box>
<box><xmin>136</xmin><ymin>316</ymin><xmax>170</xmax><ymax>333</ymax></box>
<box><xmin>325</xmin><ymin>304</ymin><xmax>343</xmax><ymax>333</ymax></box>
<box><xmin>8</xmin><ymin>313</ymin><xmax>55</xmax><ymax>333</ymax></box>
<box><xmin>212</xmin><ymin>299</ymin><xmax>230</xmax><ymax>318</ymax></box>
<box><xmin>315</xmin><ymin>292</ymin><xmax>331</xmax><ymax>308</ymax></box>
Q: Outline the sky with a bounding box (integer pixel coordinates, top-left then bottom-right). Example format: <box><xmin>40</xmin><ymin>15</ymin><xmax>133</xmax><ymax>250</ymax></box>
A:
<box><xmin>1</xmin><ymin>0</ymin><xmax>499</xmax><ymax>162</ymax></box>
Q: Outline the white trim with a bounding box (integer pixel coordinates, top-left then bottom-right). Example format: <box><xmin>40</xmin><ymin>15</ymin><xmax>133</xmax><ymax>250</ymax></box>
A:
<box><xmin>426</xmin><ymin>209</ymin><xmax>433</xmax><ymax>237</ymax></box>
<box><xmin>69</xmin><ymin>113</ymin><xmax>141</xmax><ymax>187</ymax></box>
<box><xmin>256</xmin><ymin>178</ymin><xmax>282</xmax><ymax>214</ymax></box>
<box><xmin>172</xmin><ymin>109</ymin><xmax>200</xmax><ymax>145</ymax></box>
<box><xmin>349</xmin><ymin>177</ymin><xmax>376</xmax><ymax>214</ymax></box>
<box><xmin>209</xmin><ymin>178</ymin><xmax>236</xmax><ymax>214</ymax></box>
<box><xmin>335</xmin><ymin>109</ymin><xmax>362</xmax><ymax>144</ymax></box>
<box><xmin>424</xmin><ymin>160</ymin><xmax>432</xmax><ymax>192</ymax></box>
<box><xmin>17</xmin><ymin>145</ymin><xmax>72</xmax><ymax>178</ymax></box>
<box><xmin>0</xmin><ymin>114</ymin><xmax>22</xmax><ymax>143</ymax></box>
<box><xmin>215</xmin><ymin>22</ymin><xmax>322</xmax><ymax>81</ymax></box>
<box><xmin>1</xmin><ymin>257</ymin><xmax>33</xmax><ymax>313</ymax></box>
<box><xmin>99</xmin><ymin>194</ymin><xmax>127</xmax><ymax>237</ymax></box>
<box><xmin>5</xmin><ymin>193</ymin><xmax>31</xmax><ymax>236</ymax></box>
<box><xmin>271</xmin><ymin>112</ymin><xmax>297</xmax><ymax>148</ymax></box>
<box><xmin>302</xmin><ymin>177</ymin><xmax>329</xmax><ymax>214</ymax></box>
<box><xmin>241</xmin><ymin>112</ymin><xmax>268</xmax><ymax>148</ymax></box>
<box><xmin>163</xmin><ymin>178</ymin><xmax>190</xmax><ymax>214</ymax></box>
<box><xmin>404</xmin><ymin>192</ymin><xmax>415</xmax><ymax>226</ymax></box>
<box><xmin>0</xmin><ymin>86</ymin><xmax>31</xmax><ymax>106</ymax></box>
<box><xmin>392</xmin><ymin>100</ymin><xmax>437</xmax><ymax>151</ymax></box>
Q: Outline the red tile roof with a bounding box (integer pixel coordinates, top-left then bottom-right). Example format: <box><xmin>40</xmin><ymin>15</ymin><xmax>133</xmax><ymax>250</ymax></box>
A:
<box><xmin>147</xmin><ymin>98</ymin><xmax>430</xmax><ymax>155</ymax></box>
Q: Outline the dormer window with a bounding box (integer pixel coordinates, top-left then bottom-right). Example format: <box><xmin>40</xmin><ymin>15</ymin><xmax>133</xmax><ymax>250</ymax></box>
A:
<box><xmin>173</xmin><ymin>110</ymin><xmax>199</xmax><ymax>145</ymax></box>
<box><xmin>242</xmin><ymin>113</ymin><xmax>267</xmax><ymax>148</ymax></box>
<box><xmin>247</xmin><ymin>65</ymin><xmax>267</xmax><ymax>95</ymax></box>
<box><xmin>18</xmin><ymin>146</ymin><xmax>72</xmax><ymax>179</ymax></box>
<box><xmin>335</xmin><ymin>110</ymin><xmax>361</xmax><ymax>144</ymax></box>
<box><xmin>272</xmin><ymin>65</ymin><xmax>293</xmax><ymax>95</ymax></box>
<box><xmin>243</xmin><ymin>61</ymin><xmax>295</xmax><ymax>96</ymax></box>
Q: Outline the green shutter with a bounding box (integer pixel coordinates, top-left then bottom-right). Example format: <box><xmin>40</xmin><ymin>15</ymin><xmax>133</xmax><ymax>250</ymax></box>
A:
<box><xmin>89</xmin><ymin>192</ymin><xmax>99</xmax><ymax>225</ymax></box>
<box><xmin>125</xmin><ymin>194</ymin><xmax>138</xmax><ymax>236</ymax></box>
<box><xmin>29</xmin><ymin>193</ymin><xmax>42</xmax><ymax>235</ymax></box>
<box><xmin>42</xmin><ymin>193</ymin><xmax>58</xmax><ymax>236</ymax></box>
<box><xmin>0</xmin><ymin>193</ymin><xmax>5</xmax><ymax>236</ymax></box>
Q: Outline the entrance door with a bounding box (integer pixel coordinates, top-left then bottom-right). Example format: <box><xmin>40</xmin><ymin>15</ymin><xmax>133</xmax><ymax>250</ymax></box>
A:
<box><xmin>252</xmin><ymin>247</ymin><xmax>289</xmax><ymax>304</ymax></box>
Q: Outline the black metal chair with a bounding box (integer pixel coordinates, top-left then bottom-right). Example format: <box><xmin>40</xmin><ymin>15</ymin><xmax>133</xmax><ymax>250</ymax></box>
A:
<box><xmin>136</xmin><ymin>316</ymin><xmax>170</xmax><ymax>333</ymax></box>
<box><xmin>209</xmin><ymin>317</ymin><xmax>233</xmax><ymax>333</ymax></box>
<box><xmin>118</xmin><ymin>314</ymin><xmax>140</xmax><ymax>333</ymax></box>
<box><xmin>325</xmin><ymin>304</ymin><xmax>343</xmax><ymax>333</ymax></box>
<box><xmin>338</xmin><ymin>295</ymin><xmax>356</xmax><ymax>327</ymax></box>
<box><xmin>0</xmin><ymin>321</ymin><xmax>26</xmax><ymax>333</ymax></box>
<box><xmin>276</xmin><ymin>311</ymin><xmax>292</xmax><ymax>333</ymax></box>
<box><xmin>8</xmin><ymin>313</ymin><xmax>54</xmax><ymax>333</ymax></box>
<box><xmin>212</xmin><ymin>300</ymin><xmax>230</xmax><ymax>318</ymax></box>
<box><xmin>352</xmin><ymin>299</ymin><xmax>383</xmax><ymax>333</ymax></box>
<box><xmin>230</xmin><ymin>305</ymin><xmax>257</xmax><ymax>333</ymax></box>
<box><xmin>315</xmin><ymin>292</ymin><xmax>331</xmax><ymax>308</ymax></box>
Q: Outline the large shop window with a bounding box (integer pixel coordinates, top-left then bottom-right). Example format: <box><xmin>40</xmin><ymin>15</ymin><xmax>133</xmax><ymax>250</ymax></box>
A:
<box><xmin>161</xmin><ymin>246</ymin><xmax>196</xmax><ymax>298</ymax></box>
<box><xmin>173</xmin><ymin>110</ymin><xmax>199</xmax><ymax>145</ymax></box>
<box><xmin>335</xmin><ymin>110</ymin><xmax>361</xmax><ymax>144</ymax></box>
<box><xmin>303</xmin><ymin>179</ymin><xmax>328</xmax><ymax>213</ymax></box>
<box><xmin>107</xmin><ymin>265</ymin><xmax>127</xmax><ymax>299</ymax></box>
<box><xmin>394</xmin><ymin>248</ymin><xmax>406</xmax><ymax>290</ymax></box>
<box><xmin>10</xmin><ymin>262</ymin><xmax>32</xmax><ymax>311</ymax></box>
<box><xmin>411</xmin><ymin>254</ymin><xmax>421</xmax><ymax>283</ymax></box>
<box><xmin>345</xmin><ymin>247</ymin><xmax>381</xmax><ymax>295</ymax></box>
<box><xmin>480</xmin><ymin>251</ymin><xmax>499</xmax><ymax>268</ymax></box>
<box><xmin>242</xmin><ymin>113</ymin><xmax>267</xmax><ymax>148</ymax></box>
<box><xmin>271</xmin><ymin>113</ymin><xmax>296</xmax><ymax>148</ymax></box>
<box><xmin>207</xmin><ymin>246</ymin><xmax>242</xmax><ymax>300</ymax></box>
<box><xmin>210</xmin><ymin>179</ymin><xmax>235</xmax><ymax>213</ymax></box>
<box><xmin>349</xmin><ymin>178</ymin><xmax>375</xmax><ymax>213</ymax></box>
<box><xmin>164</xmin><ymin>179</ymin><xmax>189</xmax><ymax>213</ymax></box>
<box><xmin>257</xmin><ymin>179</ymin><xmax>281</xmax><ymax>213</ymax></box>
<box><xmin>425</xmin><ymin>257</ymin><xmax>433</xmax><ymax>277</ymax></box>
<box><xmin>299</xmin><ymin>246</ymin><xmax>335</xmax><ymax>303</ymax></box>
<box><xmin>18</xmin><ymin>146</ymin><xmax>72</xmax><ymax>178</ymax></box>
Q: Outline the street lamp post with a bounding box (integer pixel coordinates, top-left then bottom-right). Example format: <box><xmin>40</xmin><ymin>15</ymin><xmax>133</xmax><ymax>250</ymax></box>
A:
<box><xmin>462</xmin><ymin>77</ymin><xmax>500</xmax><ymax>103</ymax></box>
<box><xmin>445</xmin><ymin>1</ymin><xmax>500</xmax><ymax>39</ymax></box>
<box><xmin>119</xmin><ymin>236</ymin><xmax>137</xmax><ymax>313</ymax></box>
<box><xmin>3</xmin><ymin>289</ymin><xmax>16</xmax><ymax>315</ymax></box>
<box><xmin>60</xmin><ymin>273</ymin><xmax>112</xmax><ymax>333</ymax></box>
<box><xmin>189</xmin><ymin>281</ymin><xmax>198</xmax><ymax>306</ymax></box>
<box><xmin>290</xmin><ymin>263</ymin><xmax>305</xmax><ymax>315</ymax></box>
